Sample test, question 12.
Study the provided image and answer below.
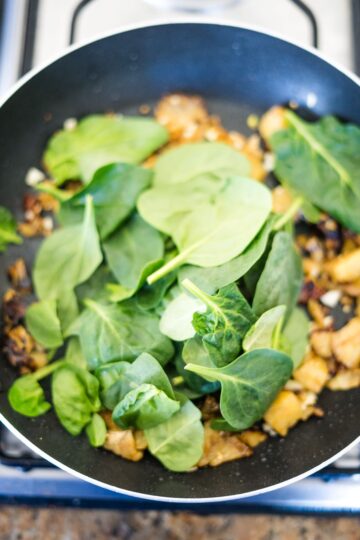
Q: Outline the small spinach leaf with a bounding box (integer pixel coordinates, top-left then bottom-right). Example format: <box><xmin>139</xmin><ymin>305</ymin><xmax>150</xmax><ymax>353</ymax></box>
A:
<box><xmin>0</xmin><ymin>206</ymin><xmax>22</xmax><ymax>252</ymax></box>
<box><xmin>176</xmin><ymin>349</ymin><xmax>219</xmax><ymax>395</ymax></box>
<box><xmin>144</xmin><ymin>394</ymin><xmax>204</xmax><ymax>472</ymax></box>
<box><xmin>135</xmin><ymin>272</ymin><xmax>177</xmax><ymax>310</ymax></box>
<box><xmin>86</xmin><ymin>413</ymin><xmax>107</xmax><ymax>447</ymax></box>
<box><xmin>25</xmin><ymin>300</ymin><xmax>63</xmax><ymax>349</ymax></box>
<box><xmin>252</xmin><ymin>231</ymin><xmax>302</xmax><ymax>319</ymax></box>
<box><xmin>243</xmin><ymin>305</ymin><xmax>286</xmax><ymax>352</ymax></box>
<box><xmin>44</xmin><ymin>115</ymin><xmax>168</xmax><ymax>184</ymax></box>
<box><xmin>186</xmin><ymin>348</ymin><xmax>293</xmax><ymax>430</ymax></box>
<box><xmin>183</xmin><ymin>279</ymin><xmax>256</xmax><ymax>367</ymax></box>
<box><xmin>159</xmin><ymin>292</ymin><xmax>206</xmax><ymax>341</ymax></box>
<box><xmin>112</xmin><ymin>383</ymin><xmax>180</xmax><ymax>430</ymax></box>
<box><xmin>281</xmin><ymin>307</ymin><xmax>310</xmax><ymax>369</ymax></box>
<box><xmin>34</xmin><ymin>196</ymin><xmax>102</xmax><ymax>300</ymax></box>
<box><xmin>65</xmin><ymin>337</ymin><xmax>87</xmax><ymax>369</ymax></box>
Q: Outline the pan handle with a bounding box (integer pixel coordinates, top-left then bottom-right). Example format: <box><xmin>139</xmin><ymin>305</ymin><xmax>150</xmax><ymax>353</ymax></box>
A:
<box><xmin>68</xmin><ymin>0</ymin><xmax>319</xmax><ymax>49</ymax></box>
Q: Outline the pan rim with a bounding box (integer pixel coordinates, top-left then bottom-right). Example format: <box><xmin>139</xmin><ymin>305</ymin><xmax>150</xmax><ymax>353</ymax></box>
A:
<box><xmin>0</xmin><ymin>19</ymin><xmax>359</xmax><ymax>503</ymax></box>
<box><xmin>1</xmin><ymin>411</ymin><xmax>359</xmax><ymax>503</ymax></box>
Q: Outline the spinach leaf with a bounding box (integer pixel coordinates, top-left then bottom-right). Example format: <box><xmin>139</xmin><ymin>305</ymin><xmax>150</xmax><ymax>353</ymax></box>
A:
<box><xmin>159</xmin><ymin>292</ymin><xmax>205</xmax><ymax>341</ymax></box>
<box><xmin>186</xmin><ymin>348</ymin><xmax>293</xmax><ymax>430</ymax></box>
<box><xmin>271</xmin><ymin>111</ymin><xmax>360</xmax><ymax>232</ymax></box>
<box><xmin>76</xmin><ymin>265</ymin><xmax>114</xmax><ymax>303</ymax></box>
<box><xmin>98</xmin><ymin>352</ymin><xmax>175</xmax><ymax>410</ymax></box>
<box><xmin>0</xmin><ymin>206</ymin><xmax>22</xmax><ymax>252</ymax></box>
<box><xmin>104</xmin><ymin>214</ymin><xmax>164</xmax><ymax>302</ymax></box>
<box><xmin>144</xmin><ymin>394</ymin><xmax>204</xmax><ymax>472</ymax></box>
<box><xmin>86</xmin><ymin>413</ymin><xmax>107</xmax><ymax>447</ymax></box>
<box><xmin>135</xmin><ymin>272</ymin><xmax>177</xmax><ymax>310</ymax></box>
<box><xmin>243</xmin><ymin>305</ymin><xmax>286</xmax><ymax>352</ymax></box>
<box><xmin>153</xmin><ymin>141</ymin><xmax>250</xmax><ymax>185</ymax></box>
<box><xmin>57</xmin><ymin>290</ymin><xmax>79</xmax><ymax>334</ymax></box>
<box><xmin>176</xmin><ymin>349</ymin><xmax>219</xmax><ymax>395</ymax></box>
<box><xmin>25</xmin><ymin>300</ymin><xmax>63</xmax><ymax>349</ymax></box>
<box><xmin>59</xmin><ymin>164</ymin><xmax>152</xmax><ymax>239</ymax></box>
<box><xmin>65</xmin><ymin>337</ymin><xmax>87</xmax><ymax>369</ymax></box>
<box><xmin>43</xmin><ymin>115</ymin><xmax>168</xmax><ymax>184</ymax></box>
<box><xmin>34</xmin><ymin>196</ymin><xmax>102</xmax><ymax>300</ymax></box>
<box><xmin>281</xmin><ymin>307</ymin><xmax>310</xmax><ymax>369</ymax></box>
<box><xmin>112</xmin><ymin>383</ymin><xmax>180</xmax><ymax>430</ymax></box>
<box><xmin>183</xmin><ymin>279</ymin><xmax>256</xmax><ymax>367</ymax></box>
<box><xmin>252</xmin><ymin>231</ymin><xmax>302</xmax><ymax>319</ymax></box>
<box><xmin>8</xmin><ymin>360</ymin><xmax>64</xmax><ymax>417</ymax></box>
<box><xmin>182</xmin><ymin>335</ymin><xmax>216</xmax><ymax>369</ymax></box>
<box><xmin>178</xmin><ymin>217</ymin><xmax>274</xmax><ymax>294</ymax></box>
<box><xmin>52</xmin><ymin>364</ymin><xmax>101</xmax><ymax>435</ymax></box>
<box><xmin>67</xmin><ymin>299</ymin><xmax>174</xmax><ymax>369</ymax></box>
<box><xmin>138</xmin><ymin>176</ymin><xmax>272</xmax><ymax>283</ymax></box>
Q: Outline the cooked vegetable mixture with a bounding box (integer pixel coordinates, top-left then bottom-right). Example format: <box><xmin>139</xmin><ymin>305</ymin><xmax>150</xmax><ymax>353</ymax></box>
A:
<box><xmin>1</xmin><ymin>95</ymin><xmax>360</xmax><ymax>472</ymax></box>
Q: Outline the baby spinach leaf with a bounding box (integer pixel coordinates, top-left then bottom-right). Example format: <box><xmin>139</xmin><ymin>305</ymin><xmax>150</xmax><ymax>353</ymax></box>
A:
<box><xmin>139</xmin><ymin>176</ymin><xmax>272</xmax><ymax>283</ymax></box>
<box><xmin>25</xmin><ymin>300</ymin><xmax>63</xmax><ymax>349</ymax></box>
<box><xmin>65</xmin><ymin>337</ymin><xmax>87</xmax><ymax>369</ymax></box>
<box><xmin>34</xmin><ymin>196</ymin><xmax>102</xmax><ymax>300</ymax></box>
<box><xmin>252</xmin><ymin>231</ymin><xmax>302</xmax><ymax>319</ymax></box>
<box><xmin>186</xmin><ymin>348</ymin><xmax>293</xmax><ymax>430</ymax></box>
<box><xmin>0</xmin><ymin>206</ymin><xmax>22</xmax><ymax>252</ymax></box>
<box><xmin>104</xmin><ymin>214</ymin><xmax>164</xmax><ymax>301</ymax></box>
<box><xmin>52</xmin><ymin>364</ymin><xmax>101</xmax><ymax>436</ymax></box>
<box><xmin>153</xmin><ymin>141</ymin><xmax>250</xmax><ymax>185</ymax></box>
<box><xmin>112</xmin><ymin>383</ymin><xmax>180</xmax><ymax>430</ymax></box>
<box><xmin>243</xmin><ymin>305</ymin><xmax>286</xmax><ymax>352</ymax></box>
<box><xmin>183</xmin><ymin>279</ymin><xmax>256</xmax><ymax>367</ymax></box>
<box><xmin>281</xmin><ymin>307</ymin><xmax>310</xmax><ymax>369</ymax></box>
<box><xmin>178</xmin><ymin>217</ymin><xmax>274</xmax><ymax>294</ymax></box>
<box><xmin>8</xmin><ymin>360</ymin><xmax>64</xmax><ymax>417</ymax></box>
<box><xmin>57</xmin><ymin>290</ymin><xmax>79</xmax><ymax>334</ymax></box>
<box><xmin>135</xmin><ymin>272</ymin><xmax>177</xmax><ymax>311</ymax></box>
<box><xmin>159</xmin><ymin>292</ymin><xmax>206</xmax><ymax>341</ymax></box>
<box><xmin>271</xmin><ymin>111</ymin><xmax>360</xmax><ymax>232</ymax></box>
<box><xmin>86</xmin><ymin>413</ymin><xmax>107</xmax><ymax>447</ymax></box>
<box><xmin>67</xmin><ymin>299</ymin><xmax>174</xmax><ymax>369</ymax></box>
<box><xmin>99</xmin><ymin>352</ymin><xmax>175</xmax><ymax>410</ymax></box>
<box><xmin>182</xmin><ymin>335</ymin><xmax>216</xmax><ymax>369</ymax></box>
<box><xmin>76</xmin><ymin>265</ymin><xmax>114</xmax><ymax>304</ymax></box>
<box><xmin>43</xmin><ymin>115</ymin><xmax>168</xmax><ymax>184</ymax></box>
<box><xmin>59</xmin><ymin>164</ymin><xmax>152</xmax><ymax>239</ymax></box>
<box><xmin>144</xmin><ymin>394</ymin><xmax>204</xmax><ymax>472</ymax></box>
<box><xmin>176</xmin><ymin>349</ymin><xmax>219</xmax><ymax>395</ymax></box>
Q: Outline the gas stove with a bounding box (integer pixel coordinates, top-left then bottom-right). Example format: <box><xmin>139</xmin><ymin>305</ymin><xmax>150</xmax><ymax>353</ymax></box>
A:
<box><xmin>0</xmin><ymin>0</ymin><xmax>359</xmax><ymax>513</ymax></box>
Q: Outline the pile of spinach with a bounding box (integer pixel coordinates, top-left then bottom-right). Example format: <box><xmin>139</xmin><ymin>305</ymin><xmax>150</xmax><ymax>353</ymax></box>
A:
<box><xmin>7</xmin><ymin>109</ymin><xmax>324</xmax><ymax>472</ymax></box>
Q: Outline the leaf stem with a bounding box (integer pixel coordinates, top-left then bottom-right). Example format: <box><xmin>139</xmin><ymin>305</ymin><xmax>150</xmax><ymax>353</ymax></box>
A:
<box><xmin>273</xmin><ymin>197</ymin><xmax>303</xmax><ymax>231</ymax></box>
<box><xmin>147</xmin><ymin>251</ymin><xmax>188</xmax><ymax>284</ymax></box>
<box><xmin>32</xmin><ymin>359</ymin><xmax>65</xmax><ymax>381</ymax></box>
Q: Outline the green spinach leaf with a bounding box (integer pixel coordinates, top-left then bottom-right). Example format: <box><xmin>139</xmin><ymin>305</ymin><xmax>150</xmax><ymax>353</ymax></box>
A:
<box><xmin>135</xmin><ymin>272</ymin><xmax>177</xmax><ymax>311</ymax></box>
<box><xmin>65</xmin><ymin>337</ymin><xmax>87</xmax><ymax>369</ymax></box>
<box><xmin>159</xmin><ymin>291</ymin><xmax>206</xmax><ymax>341</ymax></box>
<box><xmin>0</xmin><ymin>206</ymin><xmax>22</xmax><ymax>252</ymax></box>
<box><xmin>25</xmin><ymin>300</ymin><xmax>63</xmax><ymax>349</ymax></box>
<box><xmin>243</xmin><ymin>305</ymin><xmax>286</xmax><ymax>352</ymax></box>
<box><xmin>153</xmin><ymin>141</ymin><xmax>250</xmax><ymax>185</ymax></box>
<box><xmin>281</xmin><ymin>307</ymin><xmax>310</xmax><ymax>369</ymax></box>
<box><xmin>76</xmin><ymin>265</ymin><xmax>114</xmax><ymax>304</ymax></box>
<box><xmin>104</xmin><ymin>214</ymin><xmax>164</xmax><ymax>301</ymax></box>
<box><xmin>86</xmin><ymin>413</ymin><xmax>107</xmax><ymax>447</ymax></box>
<box><xmin>144</xmin><ymin>394</ymin><xmax>204</xmax><ymax>472</ymax></box>
<box><xmin>252</xmin><ymin>231</ymin><xmax>302</xmax><ymax>319</ymax></box>
<box><xmin>67</xmin><ymin>300</ymin><xmax>174</xmax><ymax>369</ymax></box>
<box><xmin>52</xmin><ymin>364</ymin><xmax>101</xmax><ymax>435</ymax></box>
<box><xmin>34</xmin><ymin>196</ymin><xmax>102</xmax><ymax>300</ymax></box>
<box><xmin>43</xmin><ymin>115</ymin><xmax>168</xmax><ymax>184</ymax></box>
<box><xmin>186</xmin><ymin>348</ymin><xmax>293</xmax><ymax>430</ymax></box>
<box><xmin>183</xmin><ymin>279</ymin><xmax>256</xmax><ymax>367</ymax></box>
<box><xmin>176</xmin><ymin>349</ymin><xmax>219</xmax><ymax>395</ymax></box>
<box><xmin>59</xmin><ymin>164</ymin><xmax>152</xmax><ymax>239</ymax></box>
<box><xmin>57</xmin><ymin>290</ymin><xmax>79</xmax><ymax>334</ymax></box>
<box><xmin>112</xmin><ymin>383</ymin><xmax>180</xmax><ymax>430</ymax></box>
<box><xmin>271</xmin><ymin>111</ymin><xmax>360</xmax><ymax>232</ymax></box>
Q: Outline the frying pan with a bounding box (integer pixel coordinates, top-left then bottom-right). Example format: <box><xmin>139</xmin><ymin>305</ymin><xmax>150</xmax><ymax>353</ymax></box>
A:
<box><xmin>0</xmin><ymin>22</ymin><xmax>359</xmax><ymax>503</ymax></box>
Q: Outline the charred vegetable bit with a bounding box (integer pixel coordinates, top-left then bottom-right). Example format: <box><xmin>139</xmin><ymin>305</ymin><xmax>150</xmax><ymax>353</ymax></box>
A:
<box><xmin>2</xmin><ymin>95</ymin><xmax>359</xmax><ymax>472</ymax></box>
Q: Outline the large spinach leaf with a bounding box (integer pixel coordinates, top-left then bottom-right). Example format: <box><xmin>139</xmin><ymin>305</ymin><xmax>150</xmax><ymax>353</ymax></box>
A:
<box><xmin>112</xmin><ymin>383</ymin><xmax>180</xmax><ymax>430</ymax></box>
<box><xmin>183</xmin><ymin>279</ymin><xmax>256</xmax><ymax>367</ymax></box>
<box><xmin>0</xmin><ymin>206</ymin><xmax>22</xmax><ymax>252</ymax></box>
<box><xmin>252</xmin><ymin>231</ymin><xmax>302</xmax><ymax>319</ymax></box>
<box><xmin>34</xmin><ymin>196</ymin><xmax>102</xmax><ymax>300</ymax></box>
<box><xmin>25</xmin><ymin>300</ymin><xmax>63</xmax><ymax>349</ymax></box>
<box><xmin>144</xmin><ymin>394</ymin><xmax>204</xmax><ymax>472</ymax></box>
<box><xmin>178</xmin><ymin>217</ymin><xmax>274</xmax><ymax>294</ymax></box>
<box><xmin>104</xmin><ymin>214</ymin><xmax>164</xmax><ymax>301</ymax></box>
<box><xmin>59</xmin><ymin>164</ymin><xmax>152</xmax><ymax>239</ymax></box>
<box><xmin>67</xmin><ymin>300</ymin><xmax>174</xmax><ymax>370</ymax></box>
<box><xmin>186</xmin><ymin>349</ymin><xmax>293</xmax><ymax>430</ymax></box>
<box><xmin>43</xmin><ymin>115</ymin><xmax>168</xmax><ymax>184</ymax></box>
<box><xmin>271</xmin><ymin>111</ymin><xmax>360</xmax><ymax>232</ymax></box>
<box><xmin>153</xmin><ymin>141</ymin><xmax>250</xmax><ymax>185</ymax></box>
<box><xmin>139</xmin><ymin>176</ymin><xmax>272</xmax><ymax>283</ymax></box>
<box><xmin>52</xmin><ymin>364</ymin><xmax>101</xmax><ymax>435</ymax></box>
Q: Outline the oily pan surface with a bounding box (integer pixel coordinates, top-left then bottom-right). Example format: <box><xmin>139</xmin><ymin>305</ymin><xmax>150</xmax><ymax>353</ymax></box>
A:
<box><xmin>0</xmin><ymin>24</ymin><xmax>359</xmax><ymax>499</ymax></box>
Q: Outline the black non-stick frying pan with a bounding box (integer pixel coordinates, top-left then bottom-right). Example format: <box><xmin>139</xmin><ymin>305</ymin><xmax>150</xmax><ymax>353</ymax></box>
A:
<box><xmin>0</xmin><ymin>22</ymin><xmax>359</xmax><ymax>502</ymax></box>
